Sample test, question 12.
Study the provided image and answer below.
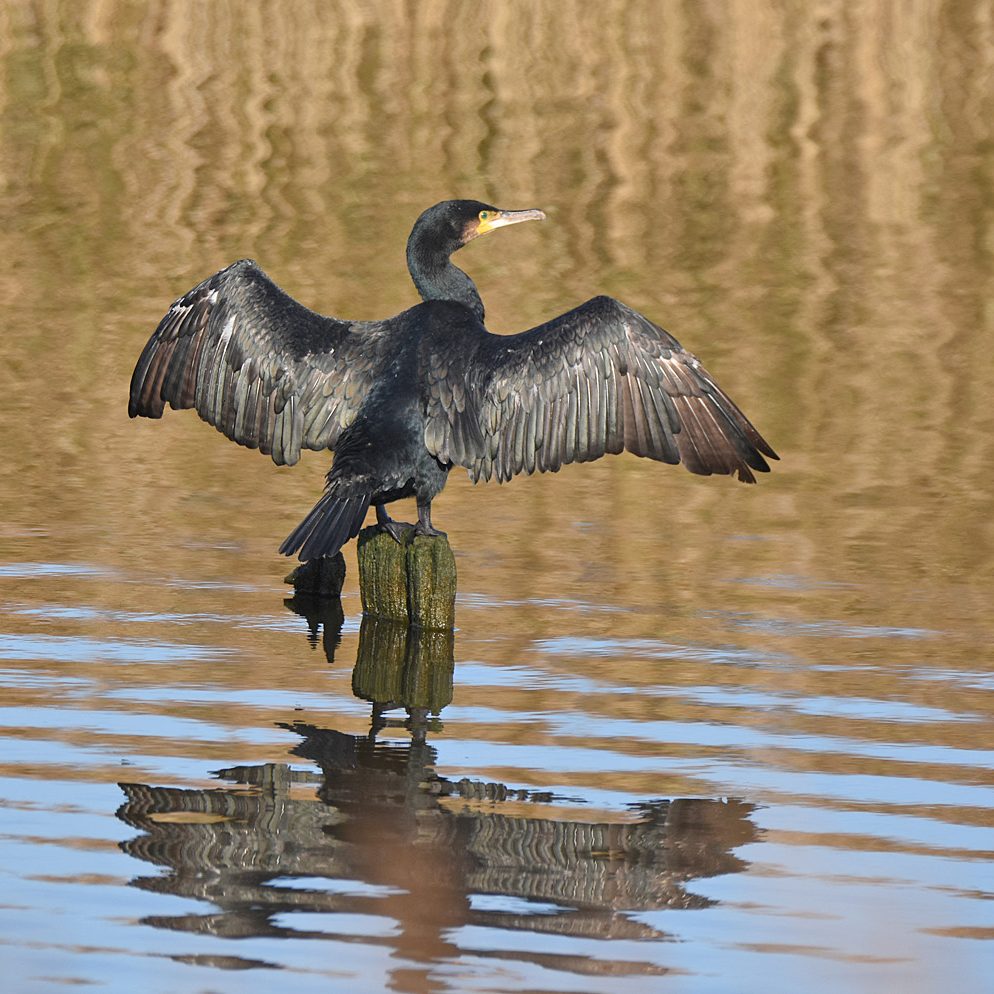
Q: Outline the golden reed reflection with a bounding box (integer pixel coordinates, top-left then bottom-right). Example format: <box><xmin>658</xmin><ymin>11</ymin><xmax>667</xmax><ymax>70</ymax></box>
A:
<box><xmin>0</xmin><ymin>1</ymin><xmax>992</xmax><ymax>644</ymax></box>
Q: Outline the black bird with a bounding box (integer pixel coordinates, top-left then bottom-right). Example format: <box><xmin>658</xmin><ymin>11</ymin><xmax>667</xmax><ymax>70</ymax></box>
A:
<box><xmin>129</xmin><ymin>200</ymin><xmax>777</xmax><ymax>561</ymax></box>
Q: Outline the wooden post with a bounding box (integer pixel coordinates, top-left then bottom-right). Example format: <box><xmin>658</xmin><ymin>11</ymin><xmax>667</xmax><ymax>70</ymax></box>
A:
<box><xmin>356</xmin><ymin>528</ymin><xmax>409</xmax><ymax>621</ymax></box>
<box><xmin>356</xmin><ymin>526</ymin><xmax>456</xmax><ymax>630</ymax></box>
<box><xmin>284</xmin><ymin>553</ymin><xmax>346</xmax><ymax>598</ymax></box>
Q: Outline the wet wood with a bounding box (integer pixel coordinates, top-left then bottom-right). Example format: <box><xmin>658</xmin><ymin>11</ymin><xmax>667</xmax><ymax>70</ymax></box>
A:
<box><xmin>356</xmin><ymin>526</ymin><xmax>456</xmax><ymax>630</ymax></box>
<box><xmin>284</xmin><ymin>553</ymin><xmax>346</xmax><ymax>598</ymax></box>
<box><xmin>405</xmin><ymin>533</ymin><xmax>458</xmax><ymax>630</ymax></box>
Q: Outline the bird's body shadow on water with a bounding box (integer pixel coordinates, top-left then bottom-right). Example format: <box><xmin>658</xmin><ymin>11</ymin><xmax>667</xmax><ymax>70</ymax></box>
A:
<box><xmin>115</xmin><ymin>599</ymin><xmax>758</xmax><ymax>987</ymax></box>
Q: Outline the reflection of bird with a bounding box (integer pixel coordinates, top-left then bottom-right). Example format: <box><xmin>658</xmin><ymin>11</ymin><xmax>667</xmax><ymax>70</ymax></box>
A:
<box><xmin>130</xmin><ymin>200</ymin><xmax>777</xmax><ymax>561</ymax></box>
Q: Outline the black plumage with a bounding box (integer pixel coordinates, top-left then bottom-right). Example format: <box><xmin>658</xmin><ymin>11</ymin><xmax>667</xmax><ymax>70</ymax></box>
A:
<box><xmin>129</xmin><ymin>199</ymin><xmax>778</xmax><ymax>561</ymax></box>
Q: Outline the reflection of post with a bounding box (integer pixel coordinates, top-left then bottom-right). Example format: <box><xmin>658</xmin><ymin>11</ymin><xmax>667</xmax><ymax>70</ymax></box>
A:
<box><xmin>352</xmin><ymin>616</ymin><xmax>455</xmax><ymax>716</ymax></box>
<box><xmin>357</xmin><ymin>527</ymin><xmax>456</xmax><ymax>630</ymax></box>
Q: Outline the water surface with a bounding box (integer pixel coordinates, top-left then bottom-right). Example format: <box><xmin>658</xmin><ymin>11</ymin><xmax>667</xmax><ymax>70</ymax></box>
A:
<box><xmin>1</xmin><ymin>2</ymin><xmax>993</xmax><ymax>992</ymax></box>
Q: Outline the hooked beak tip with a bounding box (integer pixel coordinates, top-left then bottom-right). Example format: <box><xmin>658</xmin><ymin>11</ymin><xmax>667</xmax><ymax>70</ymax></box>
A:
<box><xmin>469</xmin><ymin>206</ymin><xmax>547</xmax><ymax>242</ymax></box>
<box><xmin>504</xmin><ymin>208</ymin><xmax>546</xmax><ymax>223</ymax></box>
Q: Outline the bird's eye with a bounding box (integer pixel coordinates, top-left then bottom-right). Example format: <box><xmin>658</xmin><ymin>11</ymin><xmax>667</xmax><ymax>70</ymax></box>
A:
<box><xmin>479</xmin><ymin>210</ymin><xmax>490</xmax><ymax>221</ymax></box>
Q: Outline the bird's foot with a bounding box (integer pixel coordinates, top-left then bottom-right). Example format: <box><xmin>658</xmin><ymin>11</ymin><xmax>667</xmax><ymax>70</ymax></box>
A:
<box><xmin>379</xmin><ymin>518</ymin><xmax>416</xmax><ymax>544</ymax></box>
<box><xmin>375</xmin><ymin>505</ymin><xmax>415</xmax><ymax>544</ymax></box>
<box><xmin>414</xmin><ymin>500</ymin><xmax>446</xmax><ymax>540</ymax></box>
<box><xmin>414</xmin><ymin>522</ymin><xmax>447</xmax><ymax>539</ymax></box>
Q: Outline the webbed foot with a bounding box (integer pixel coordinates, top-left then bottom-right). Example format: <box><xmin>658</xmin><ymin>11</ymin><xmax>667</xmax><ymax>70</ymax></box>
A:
<box><xmin>414</xmin><ymin>521</ymin><xmax>447</xmax><ymax>539</ymax></box>
<box><xmin>375</xmin><ymin>505</ymin><xmax>415</xmax><ymax>544</ymax></box>
<box><xmin>414</xmin><ymin>499</ymin><xmax>446</xmax><ymax>539</ymax></box>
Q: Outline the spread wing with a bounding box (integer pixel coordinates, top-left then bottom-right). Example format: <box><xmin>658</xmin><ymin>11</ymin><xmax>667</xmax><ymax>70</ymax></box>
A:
<box><xmin>425</xmin><ymin>295</ymin><xmax>777</xmax><ymax>484</ymax></box>
<box><xmin>128</xmin><ymin>260</ymin><xmax>389</xmax><ymax>465</ymax></box>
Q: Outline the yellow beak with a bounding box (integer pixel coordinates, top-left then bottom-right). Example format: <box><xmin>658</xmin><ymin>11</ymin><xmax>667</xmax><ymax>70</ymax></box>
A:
<box><xmin>476</xmin><ymin>207</ymin><xmax>546</xmax><ymax>237</ymax></box>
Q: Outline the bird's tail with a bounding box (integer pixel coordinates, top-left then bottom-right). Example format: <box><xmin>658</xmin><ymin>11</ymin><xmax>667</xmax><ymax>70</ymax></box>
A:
<box><xmin>279</xmin><ymin>491</ymin><xmax>370</xmax><ymax>561</ymax></box>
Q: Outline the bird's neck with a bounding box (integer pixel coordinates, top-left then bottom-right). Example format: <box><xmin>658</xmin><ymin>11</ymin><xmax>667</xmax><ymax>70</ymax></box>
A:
<box><xmin>406</xmin><ymin>244</ymin><xmax>485</xmax><ymax>321</ymax></box>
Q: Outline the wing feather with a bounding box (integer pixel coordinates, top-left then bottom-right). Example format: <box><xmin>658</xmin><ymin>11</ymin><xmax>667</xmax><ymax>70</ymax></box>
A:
<box><xmin>423</xmin><ymin>295</ymin><xmax>777</xmax><ymax>484</ymax></box>
<box><xmin>129</xmin><ymin>260</ymin><xmax>389</xmax><ymax>466</ymax></box>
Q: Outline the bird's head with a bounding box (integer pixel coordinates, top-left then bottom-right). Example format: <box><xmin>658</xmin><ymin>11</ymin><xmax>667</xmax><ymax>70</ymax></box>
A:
<box><xmin>408</xmin><ymin>199</ymin><xmax>546</xmax><ymax>260</ymax></box>
<box><xmin>406</xmin><ymin>199</ymin><xmax>546</xmax><ymax>318</ymax></box>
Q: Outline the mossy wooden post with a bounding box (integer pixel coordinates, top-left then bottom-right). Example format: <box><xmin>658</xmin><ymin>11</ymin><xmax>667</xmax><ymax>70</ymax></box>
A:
<box><xmin>356</xmin><ymin>526</ymin><xmax>456</xmax><ymax>630</ymax></box>
<box><xmin>357</xmin><ymin>529</ymin><xmax>409</xmax><ymax>621</ymax></box>
<box><xmin>284</xmin><ymin>553</ymin><xmax>346</xmax><ymax>598</ymax></box>
<box><xmin>405</xmin><ymin>534</ymin><xmax>457</xmax><ymax>630</ymax></box>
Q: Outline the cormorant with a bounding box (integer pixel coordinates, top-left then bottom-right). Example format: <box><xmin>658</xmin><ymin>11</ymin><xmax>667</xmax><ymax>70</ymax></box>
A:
<box><xmin>129</xmin><ymin>200</ymin><xmax>777</xmax><ymax>560</ymax></box>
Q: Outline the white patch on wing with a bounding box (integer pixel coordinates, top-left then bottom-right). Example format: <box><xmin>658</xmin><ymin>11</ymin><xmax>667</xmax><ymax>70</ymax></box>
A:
<box><xmin>217</xmin><ymin>313</ymin><xmax>237</xmax><ymax>363</ymax></box>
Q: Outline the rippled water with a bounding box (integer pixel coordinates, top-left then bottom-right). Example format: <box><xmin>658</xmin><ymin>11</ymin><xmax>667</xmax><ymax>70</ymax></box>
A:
<box><xmin>2</xmin><ymin>2</ymin><xmax>993</xmax><ymax>992</ymax></box>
